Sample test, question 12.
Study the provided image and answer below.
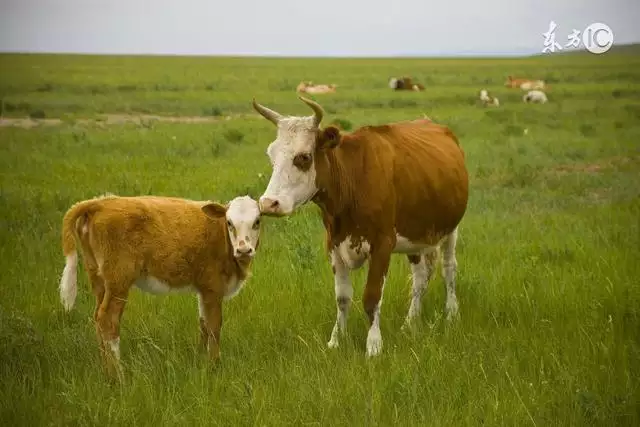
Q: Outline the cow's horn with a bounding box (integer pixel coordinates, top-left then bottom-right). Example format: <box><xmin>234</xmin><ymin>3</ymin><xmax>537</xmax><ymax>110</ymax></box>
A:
<box><xmin>298</xmin><ymin>95</ymin><xmax>324</xmax><ymax>127</ymax></box>
<box><xmin>252</xmin><ymin>99</ymin><xmax>283</xmax><ymax>126</ymax></box>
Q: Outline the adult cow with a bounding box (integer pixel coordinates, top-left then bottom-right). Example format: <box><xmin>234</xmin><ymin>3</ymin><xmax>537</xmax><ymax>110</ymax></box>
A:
<box><xmin>252</xmin><ymin>96</ymin><xmax>468</xmax><ymax>357</ymax></box>
<box><xmin>389</xmin><ymin>76</ymin><xmax>424</xmax><ymax>91</ymax></box>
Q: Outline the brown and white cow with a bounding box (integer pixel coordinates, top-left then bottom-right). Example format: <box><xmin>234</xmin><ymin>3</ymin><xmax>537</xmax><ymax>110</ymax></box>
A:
<box><xmin>389</xmin><ymin>76</ymin><xmax>424</xmax><ymax>91</ymax></box>
<box><xmin>504</xmin><ymin>75</ymin><xmax>546</xmax><ymax>90</ymax></box>
<box><xmin>252</xmin><ymin>96</ymin><xmax>469</xmax><ymax>357</ymax></box>
<box><xmin>297</xmin><ymin>81</ymin><xmax>338</xmax><ymax>94</ymax></box>
<box><xmin>59</xmin><ymin>194</ymin><xmax>262</xmax><ymax>378</ymax></box>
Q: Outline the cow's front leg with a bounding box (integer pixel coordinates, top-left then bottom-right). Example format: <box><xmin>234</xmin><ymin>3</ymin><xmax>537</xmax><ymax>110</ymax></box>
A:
<box><xmin>327</xmin><ymin>250</ymin><xmax>352</xmax><ymax>349</ymax></box>
<box><xmin>199</xmin><ymin>289</ymin><xmax>224</xmax><ymax>362</ymax></box>
<box><xmin>363</xmin><ymin>236</ymin><xmax>394</xmax><ymax>357</ymax></box>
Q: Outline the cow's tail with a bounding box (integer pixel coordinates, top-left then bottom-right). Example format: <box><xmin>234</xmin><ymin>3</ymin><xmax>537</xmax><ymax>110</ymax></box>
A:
<box><xmin>59</xmin><ymin>195</ymin><xmax>113</xmax><ymax>311</ymax></box>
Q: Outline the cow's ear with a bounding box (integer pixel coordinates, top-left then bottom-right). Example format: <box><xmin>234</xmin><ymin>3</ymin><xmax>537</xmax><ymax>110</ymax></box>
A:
<box><xmin>202</xmin><ymin>202</ymin><xmax>227</xmax><ymax>219</ymax></box>
<box><xmin>317</xmin><ymin>126</ymin><xmax>341</xmax><ymax>149</ymax></box>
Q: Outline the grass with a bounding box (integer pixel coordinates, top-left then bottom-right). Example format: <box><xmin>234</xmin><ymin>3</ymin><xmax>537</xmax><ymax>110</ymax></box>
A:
<box><xmin>0</xmin><ymin>51</ymin><xmax>639</xmax><ymax>426</ymax></box>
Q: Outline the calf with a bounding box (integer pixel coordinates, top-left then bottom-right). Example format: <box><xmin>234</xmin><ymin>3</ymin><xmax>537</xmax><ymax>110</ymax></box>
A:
<box><xmin>523</xmin><ymin>90</ymin><xmax>548</xmax><ymax>104</ymax></box>
<box><xmin>59</xmin><ymin>194</ymin><xmax>262</xmax><ymax>378</ymax></box>
<box><xmin>479</xmin><ymin>89</ymin><xmax>500</xmax><ymax>107</ymax></box>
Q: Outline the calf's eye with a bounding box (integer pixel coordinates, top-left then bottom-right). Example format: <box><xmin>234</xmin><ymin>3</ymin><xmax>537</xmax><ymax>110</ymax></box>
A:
<box><xmin>253</xmin><ymin>219</ymin><xmax>261</xmax><ymax>229</ymax></box>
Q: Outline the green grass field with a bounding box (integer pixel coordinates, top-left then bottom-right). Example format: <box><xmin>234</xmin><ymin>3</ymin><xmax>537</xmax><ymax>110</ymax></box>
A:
<box><xmin>1</xmin><ymin>50</ymin><xmax>639</xmax><ymax>426</ymax></box>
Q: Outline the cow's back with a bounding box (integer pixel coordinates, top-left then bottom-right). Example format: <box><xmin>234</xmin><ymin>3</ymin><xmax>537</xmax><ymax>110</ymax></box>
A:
<box><xmin>87</xmin><ymin>196</ymin><xmax>226</xmax><ymax>280</ymax></box>
<box><xmin>370</xmin><ymin>120</ymin><xmax>468</xmax><ymax>244</ymax></box>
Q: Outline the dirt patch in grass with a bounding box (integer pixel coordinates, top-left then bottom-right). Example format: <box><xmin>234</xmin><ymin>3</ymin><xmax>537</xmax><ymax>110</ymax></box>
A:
<box><xmin>0</xmin><ymin>118</ymin><xmax>64</xmax><ymax>128</ymax></box>
<box><xmin>472</xmin><ymin>155</ymin><xmax>639</xmax><ymax>189</ymax></box>
<box><xmin>551</xmin><ymin>156</ymin><xmax>640</xmax><ymax>175</ymax></box>
<box><xmin>0</xmin><ymin>113</ymin><xmax>254</xmax><ymax>129</ymax></box>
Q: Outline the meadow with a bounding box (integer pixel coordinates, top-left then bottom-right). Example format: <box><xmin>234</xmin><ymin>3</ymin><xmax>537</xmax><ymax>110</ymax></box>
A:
<box><xmin>0</xmin><ymin>49</ymin><xmax>639</xmax><ymax>426</ymax></box>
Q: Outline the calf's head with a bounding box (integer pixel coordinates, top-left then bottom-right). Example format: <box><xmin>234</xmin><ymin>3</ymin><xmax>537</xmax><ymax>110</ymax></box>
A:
<box><xmin>253</xmin><ymin>96</ymin><xmax>335</xmax><ymax>217</ymax></box>
<box><xmin>202</xmin><ymin>195</ymin><xmax>262</xmax><ymax>259</ymax></box>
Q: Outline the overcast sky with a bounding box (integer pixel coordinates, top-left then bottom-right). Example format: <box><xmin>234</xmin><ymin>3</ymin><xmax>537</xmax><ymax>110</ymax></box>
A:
<box><xmin>1</xmin><ymin>0</ymin><xmax>639</xmax><ymax>56</ymax></box>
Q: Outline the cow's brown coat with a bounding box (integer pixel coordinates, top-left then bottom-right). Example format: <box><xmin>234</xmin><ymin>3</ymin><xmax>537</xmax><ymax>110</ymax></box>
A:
<box><xmin>311</xmin><ymin>120</ymin><xmax>469</xmax><ymax>319</ymax></box>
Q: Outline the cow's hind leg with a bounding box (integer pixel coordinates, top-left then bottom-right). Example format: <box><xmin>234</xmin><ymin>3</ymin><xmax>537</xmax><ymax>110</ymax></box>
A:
<box><xmin>77</xmin><ymin>238</ymin><xmax>107</xmax><ymax>359</ymax></box>
<box><xmin>95</xmin><ymin>261</ymin><xmax>134</xmax><ymax>382</ymax></box>
<box><xmin>95</xmin><ymin>285</ymin><xmax>129</xmax><ymax>382</ymax></box>
<box><xmin>86</xmin><ymin>264</ymin><xmax>107</xmax><ymax>357</ymax></box>
<box><xmin>441</xmin><ymin>228</ymin><xmax>460</xmax><ymax>321</ymax></box>
<box><xmin>402</xmin><ymin>250</ymin><xmax>438</xmax><ymax>330</ymax></box>
<box><xmin>327</xmin><ymin>251</ymin><xmax>353</xmax><ymax>349</ymax></box>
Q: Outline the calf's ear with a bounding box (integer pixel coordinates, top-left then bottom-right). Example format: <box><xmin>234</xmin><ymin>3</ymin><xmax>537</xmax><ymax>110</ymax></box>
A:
<box><xmin>317</xmin><ymin>126</ymin><xmax>341</xmax><ymax>149</ymax></box>
<box><xmin>202</xmin><ymin>202</ymin><xmax>228</xmax><ymax>219</ymax></box>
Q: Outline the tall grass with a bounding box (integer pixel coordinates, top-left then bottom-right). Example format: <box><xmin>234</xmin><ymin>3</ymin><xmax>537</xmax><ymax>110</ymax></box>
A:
<box><xmin>0</xmin><ymin>51</ymin><xmax>639</xmax><ymax>426</ymax></box>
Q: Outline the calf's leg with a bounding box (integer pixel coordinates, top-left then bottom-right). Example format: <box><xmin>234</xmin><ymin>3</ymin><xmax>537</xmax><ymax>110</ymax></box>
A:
<box><xmin>95</xmin><ymin>286</ymin><xmax>129</xmax><ymax>382</ymax></box>
<box><xmin>86</xmin><ymin>265</ymin><xmax>107</xmax><ymax>357</ymax></box>
<box><xmin>199</xmin><ymin>289</ymin><xmax>223</xmax><ymax>361</ymax></box>
<box><xmin>197</xmin><ymin>293</ymin><xmax>208</xmax><ymax>351</ymax></box>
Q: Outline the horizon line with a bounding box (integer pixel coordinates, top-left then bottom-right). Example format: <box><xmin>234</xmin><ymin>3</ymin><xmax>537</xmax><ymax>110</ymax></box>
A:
<box><xmin>1</xmin><ymin>42</ymin><xmax>638</xmax><ymax>59</ymax></box>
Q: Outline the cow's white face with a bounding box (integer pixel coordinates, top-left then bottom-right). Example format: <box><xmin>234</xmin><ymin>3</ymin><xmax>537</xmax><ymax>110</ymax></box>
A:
<box><xmin>253</xmin><ymin>96</ymin><xmax>325</xmax><ymax>217</ymax></box>
<box><xmin>202</xmin><ymin>195</ymin><xmax>261</xmax><ymax>258</ymax></box>
<box><xmin>261</xmin><ymin>117</ymin><xmax>318</xmax><ymax>216</ymax></box>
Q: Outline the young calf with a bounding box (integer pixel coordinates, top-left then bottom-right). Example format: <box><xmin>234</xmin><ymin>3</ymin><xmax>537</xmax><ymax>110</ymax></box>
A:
<box><xmin>479</xmin><ymin>89</ymin><xmax>500</xmax><ymax>107</ymax></box>
<box><xmin>523</xmin><ymin>90</ymin><xmax>548</xmax><ymax>104</ymax></box>
<box><xmin>58</xmin><ymin>194</ymin><xmax>262</xmax><ymax>378</ymax></box>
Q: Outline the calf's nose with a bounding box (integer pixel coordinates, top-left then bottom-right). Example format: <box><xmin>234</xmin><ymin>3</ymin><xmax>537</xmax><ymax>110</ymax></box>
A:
<box><xmin>236</xmin><ymin>246</ymin><xmax>254</xmax><ymax>255</ymax></box>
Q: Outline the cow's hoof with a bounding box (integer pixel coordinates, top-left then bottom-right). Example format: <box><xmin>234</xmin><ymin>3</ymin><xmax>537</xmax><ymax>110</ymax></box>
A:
<box><xmin>327</xmin><ymin>338</ymin><xmax>339</xmax><ymax>349</ymax></box>
<box><xmin>366</xmin><ymin>330</ymin><xmax>382</xmax><ymax>357</ymax></box>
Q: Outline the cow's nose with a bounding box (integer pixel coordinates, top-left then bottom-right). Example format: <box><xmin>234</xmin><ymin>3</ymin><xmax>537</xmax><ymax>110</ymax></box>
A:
<box><xmin>259</xmin><ymin>197</ymin><xmax>280</xmax><ymax>214</ymax></box>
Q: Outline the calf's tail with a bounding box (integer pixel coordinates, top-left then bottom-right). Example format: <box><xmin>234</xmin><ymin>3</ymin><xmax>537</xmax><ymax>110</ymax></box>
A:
<box><xmin>59</xmin><ymin>197</ymin><xmax>105</xmax><ymax>311</ymax></box>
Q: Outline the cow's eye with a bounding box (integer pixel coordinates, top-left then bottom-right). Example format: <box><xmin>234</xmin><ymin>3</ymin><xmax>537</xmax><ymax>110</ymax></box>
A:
<box><xmin>226</xmin><ymin>220</ymin><xmax>233</xmax><ymax>228</ymax></box>
<box><xmin>253</xmin><ymin>219</ymin><xmax>260</xmax><ymax>229</ymax></box>
<box><xmin>293</xmin><ymin>152</ymin><xmax>313</xmax><ymax>171</ymax></box>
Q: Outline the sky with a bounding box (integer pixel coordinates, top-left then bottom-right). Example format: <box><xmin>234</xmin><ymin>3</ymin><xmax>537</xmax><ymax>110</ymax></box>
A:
<box><xmin>1</xmin><ymin>0</ymin><xmax>639</xmax><ymax>57</ymax></box>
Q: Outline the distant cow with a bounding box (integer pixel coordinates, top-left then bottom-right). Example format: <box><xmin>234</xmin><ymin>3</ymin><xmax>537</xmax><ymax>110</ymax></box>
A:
<box><xmin>59</xmin><ymin>194</ymin><xmax>262</xmax><ymax>379</ymax></box>
<box><xmin>505</xmin><ymin>76</ymin><xmax>546</xmax><ymax>90</ymax></box>
<box><xmin>252</xmin><ymin>96</ymin><xmax>468</xmax><ymax>357</ymax></box>
<box><xmin>297</xmin><ymin>81</ymin><xmax>337</xmax><ymax>94</ymax></box>
<box><xmin>479</xmin><ymin>89</ymin><xmax>500</xmax><ymax>107</ymax></box>
<box><xmin>523</xmin><ymin>90</ymin><xmax>548</xmax><ymax>104</ymax></box>
<box><xmin>389</xmin><ymin>76</ymin><xmax>424</xmax><ymax>91</ymax></box>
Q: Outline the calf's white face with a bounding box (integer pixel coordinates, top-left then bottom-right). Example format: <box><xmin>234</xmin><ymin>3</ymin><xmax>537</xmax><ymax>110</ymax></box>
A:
<box><xmin>202</xmin><ymin>196</ymin><xmax>261</xmax><ymax>258</ymax></box>
<box><xmin>253</xmin><ymin>96</ymin><xmax>325</xmax><ymax>217</ymax></box>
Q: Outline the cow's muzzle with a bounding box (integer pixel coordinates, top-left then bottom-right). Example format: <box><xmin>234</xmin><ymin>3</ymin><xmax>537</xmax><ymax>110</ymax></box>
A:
<box><xmin>259</xmin><ymin>197</ymin><xmax>287</xmax><ymax>217</ymax></box>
